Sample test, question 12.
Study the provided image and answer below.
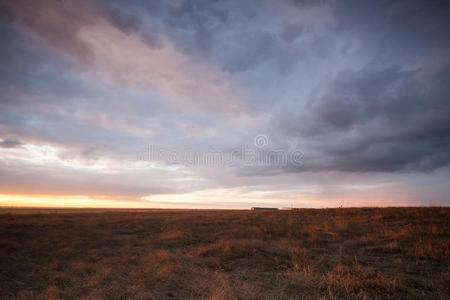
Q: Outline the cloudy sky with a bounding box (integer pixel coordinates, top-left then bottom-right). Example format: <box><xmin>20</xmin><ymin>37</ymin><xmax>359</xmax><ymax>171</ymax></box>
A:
<box><xmin>0</xmin><ymin>0</ymin><xmax>449</xmax><ymax>208</ymax></box>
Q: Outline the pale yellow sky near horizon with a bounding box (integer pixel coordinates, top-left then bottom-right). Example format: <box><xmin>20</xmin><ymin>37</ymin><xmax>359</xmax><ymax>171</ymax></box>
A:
<box><xmin>0</xmin><ymin>190</ymin><xmax>412</xmax><ymax>209</ymax></box>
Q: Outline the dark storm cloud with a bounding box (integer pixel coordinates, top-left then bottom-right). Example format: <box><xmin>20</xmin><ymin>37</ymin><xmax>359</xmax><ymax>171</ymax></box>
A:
<box><xmin>258</xmin><ymin>0</ymin><xmax>450</xmax><ymax>174</ymax></box>
<box><xmin>97</xmin><ymin>0</ymin><xmax>296</xmax><ymax>73</ymax></box>
<box><xmin>276</xmin><ymin>64</ymin><xmax>450</xmax><ymax>173</ymax></box>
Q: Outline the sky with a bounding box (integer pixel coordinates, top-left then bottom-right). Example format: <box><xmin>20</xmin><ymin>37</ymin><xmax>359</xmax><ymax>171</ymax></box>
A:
<box><xmin>0</xmin><ymin>0</ymin><xmax>449</xmax><ymax>208</ymax></box>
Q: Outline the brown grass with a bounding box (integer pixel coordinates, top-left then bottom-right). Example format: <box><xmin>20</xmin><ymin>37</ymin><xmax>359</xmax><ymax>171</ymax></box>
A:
<box><xmin>0</xmin><ymin>207</ymin><xmax>448</xmax><ymax>299</ymax></box>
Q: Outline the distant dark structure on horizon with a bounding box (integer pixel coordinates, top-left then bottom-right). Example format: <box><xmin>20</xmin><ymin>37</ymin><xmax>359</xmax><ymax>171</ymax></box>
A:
<box><xmin>250</xmin><ymin>207</ymin><xmax>279</xmax><ymax>211</ymax></box>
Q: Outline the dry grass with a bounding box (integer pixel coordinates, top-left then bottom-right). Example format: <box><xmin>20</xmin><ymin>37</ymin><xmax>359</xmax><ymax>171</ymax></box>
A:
<box><xmin>0</xmin><ymin>207</ymin><xmax>448</xmax><ymax>299</ymax></box>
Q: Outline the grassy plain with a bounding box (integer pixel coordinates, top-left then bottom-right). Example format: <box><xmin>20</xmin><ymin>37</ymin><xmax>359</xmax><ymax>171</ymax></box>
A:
<box><xmin>0</xmin><ymin>207</ymin><xmax>448</xmax><ymax>299</ymax></box>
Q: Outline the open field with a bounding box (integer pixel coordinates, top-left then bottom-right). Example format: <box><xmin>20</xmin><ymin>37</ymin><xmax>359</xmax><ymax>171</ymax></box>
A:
<box><xmin>0</xmin><ymin>207</ymin><xmax>448</xmax><ymax>299</ymax></box>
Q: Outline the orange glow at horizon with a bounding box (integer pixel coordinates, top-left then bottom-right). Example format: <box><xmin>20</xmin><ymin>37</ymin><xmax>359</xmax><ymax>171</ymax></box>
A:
<box><xmin>0</xmin><ymin>194</ymin><xmax>157</xmax><ymax>209</ymax></box>
<box><xmin>0</xmin><ymin>189</ymin><xmax>410</xmax><ymax>210</ymax></box>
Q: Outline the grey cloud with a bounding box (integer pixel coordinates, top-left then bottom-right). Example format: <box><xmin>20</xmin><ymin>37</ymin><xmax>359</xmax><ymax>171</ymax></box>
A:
<box><xmin>276</xmin><ymin>64</ymin><xmax>450</xmax><ymax>173</ymax></box>
<box><xmin>281</xmin><ymin>22</ymin><xmax>304</xmax><ymax>44</ymax></box>
<box><xmin>98</xmin><ymin>0</ymin><xmax>301</xmax><ymax>74</ymax></box>
<box><xmin>0</xmin><ymin>160</ymin><xmax>176</xmax><ymax>198</ymax></box>
<box><xmin>224</xmin><ymin>31</ymin><xmax>281</xmax><ymax>73</ymax></box>
<box><xmin>101</xmin><ymin>2</ymin><xmax>162</xmax><ymax>48</ymax></box>
<box><xmin>3</xmin><ymin>0</ymin><xmax>97</xmax><ymax>65</ymax></box>
<box><xmin>0</xmin><ymin>138</ymin><xmax>22</xmax><ymax>148</ymax></box>
<box><xmin>332</xmin><ymin>0</ymin><xmax>450</xmax><ymax>63</ymax></box>
<box><xmin>310</xmin><ymin>35</ymin><xmax>336</xmax><ymax>59</ymax></box>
